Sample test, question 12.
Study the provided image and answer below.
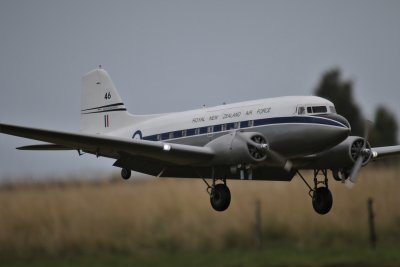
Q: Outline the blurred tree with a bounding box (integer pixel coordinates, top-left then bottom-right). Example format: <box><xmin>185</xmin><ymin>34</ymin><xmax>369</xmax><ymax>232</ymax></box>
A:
<box><xmin>314</xmin><ymin>68</ymin><xmax>398</xmax><ymax>146</ymax></box>
<box><xmin>369</xmin><ymin>106</ymin><xmax>398</xmax><ymax>146</ymax></box>
<box><xmin>314</xmin><ymin>68</ymin><xmax>364</xmax><ymax>136</ymax></box>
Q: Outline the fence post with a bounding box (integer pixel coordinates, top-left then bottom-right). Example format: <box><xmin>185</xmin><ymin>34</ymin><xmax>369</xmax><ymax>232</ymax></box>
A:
<box><xmin>255</xmin><ymin>200</ymin><xmax>262</xmax><ymax>248</ymax></box>
<box><xmin>367</xmin><ymin>197</ymin><xmax>377</xmax><ymax>249</ymax></box>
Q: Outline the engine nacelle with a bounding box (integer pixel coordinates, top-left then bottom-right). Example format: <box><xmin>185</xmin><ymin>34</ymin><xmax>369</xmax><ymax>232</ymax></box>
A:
<box><xmin>313</xmin><ymin>136</ymin><xmax>372</xmax><ymax>169</ymax></box>
<box><xmin>205</xmin><ymin>132</ymin><xmax>267</xmax><ymax>165</ymax></box>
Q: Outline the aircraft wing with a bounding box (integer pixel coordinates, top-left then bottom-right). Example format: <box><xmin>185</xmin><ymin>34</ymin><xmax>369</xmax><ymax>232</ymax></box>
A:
<box><xmin>372</xmin><ymin>145</ymin><xmax>400</xmax><ymax>159</ymax></box>
<box><xmin>0</xmin><ymin>123</ymin><xmax>214</xmax><ymax>165</ymax></box>
<box><xmin>17</xmin><ymin>144</ymin><xmax>73</xmax><ymax>150</ymax></box>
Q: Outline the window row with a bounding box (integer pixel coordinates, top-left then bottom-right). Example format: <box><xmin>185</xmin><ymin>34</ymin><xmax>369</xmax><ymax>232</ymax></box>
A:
<box><xmin>153</xmin><ymin>120</ymin><xmax>255</xmax><ymax>141</ymax></box>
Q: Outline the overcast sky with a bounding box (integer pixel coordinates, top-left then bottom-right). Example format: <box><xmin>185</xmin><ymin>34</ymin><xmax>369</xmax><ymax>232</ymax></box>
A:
<box><xmin>0</xmin><ymin>1</ymin><xmax>399</xmax><ymax>180</ymax></box>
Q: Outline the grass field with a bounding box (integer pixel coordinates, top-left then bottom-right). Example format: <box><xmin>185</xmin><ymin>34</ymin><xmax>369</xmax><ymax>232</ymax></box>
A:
<box><xmin>0</xmin><ymin>166</ymin><xmax>399</xmax><ymax>266</ymax></box>
<box><xmin>2</xmin><ymin>245</ymin><xmax>400</xmax><ymax>267</ymax></box>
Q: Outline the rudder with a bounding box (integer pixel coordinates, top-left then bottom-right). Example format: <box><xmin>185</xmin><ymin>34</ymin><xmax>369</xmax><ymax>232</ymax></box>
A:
<box><xmin>80</xmin><ymin>67</ymin><xmax>133</xmax><ymax>134</ymax></box>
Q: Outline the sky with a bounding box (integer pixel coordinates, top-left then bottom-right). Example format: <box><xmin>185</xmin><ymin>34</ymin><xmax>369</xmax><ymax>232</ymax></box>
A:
<box><xmin>0</xmin><ymin>0</ymin><xmax>400</xmax><ymax>181</ymax></box>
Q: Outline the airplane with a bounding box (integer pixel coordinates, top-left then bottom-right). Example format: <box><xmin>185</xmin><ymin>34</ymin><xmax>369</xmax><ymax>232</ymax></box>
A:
<box><xmin>1</xmin><ymin>67</ymin><xmax>400</xmax><ymax>214</ymax></box>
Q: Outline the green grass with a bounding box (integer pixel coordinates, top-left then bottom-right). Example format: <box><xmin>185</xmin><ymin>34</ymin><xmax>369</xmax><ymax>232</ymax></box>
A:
<box><xmin>2</xmin><ymin>243</ymin><xmax>400</xmax><ymax>267</ymax></box>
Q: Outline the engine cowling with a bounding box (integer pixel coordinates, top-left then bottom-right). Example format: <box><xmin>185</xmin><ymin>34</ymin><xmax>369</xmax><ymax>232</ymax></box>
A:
<box><xmin>313</xmin><ymin>136</ymin><xmax>372</xmax><ymax>169</ymax></box>
<box><xmin>205</xmin><ymin>132</ymin><xmax>268</xmax><ymax>165</ymax></box>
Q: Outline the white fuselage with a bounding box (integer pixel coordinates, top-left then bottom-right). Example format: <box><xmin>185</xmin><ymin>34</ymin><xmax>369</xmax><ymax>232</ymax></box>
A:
<box><xmin>109</xmin><ymin>96</ymin><xmax>350</xmax><ymax>158</ymax></box>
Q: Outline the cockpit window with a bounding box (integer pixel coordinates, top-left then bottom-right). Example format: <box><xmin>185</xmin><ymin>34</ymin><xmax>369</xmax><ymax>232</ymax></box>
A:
<box><xmin>297</xmin><ymin>105</ymin><xmax>330</xmax><ymax>115</ymax></box>
<box><xmin>312</xmin><ymin>106</ymin><xmax>327</xmax><ymax>113</ymax></box>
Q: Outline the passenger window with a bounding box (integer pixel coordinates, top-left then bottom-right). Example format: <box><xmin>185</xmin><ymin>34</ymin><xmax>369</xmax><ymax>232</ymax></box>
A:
<box><xmin>307</xmin><ymin>107</ymin><xmax>312</xmax><ymax>113</ymax></box>
<box><xmin>207</xmin><ymin>126</ymin><xmax>213</xmax><ymax>133</ymax></box>
<box><xmin>298</xmin><ymin>107</ymin><xmax>305</xmax><ymax>115</ymax></box>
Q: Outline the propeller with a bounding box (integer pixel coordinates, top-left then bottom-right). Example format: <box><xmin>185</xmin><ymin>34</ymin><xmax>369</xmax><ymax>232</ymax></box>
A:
<box><xmin>265</xmin><ymin>148</ymin><xmax>293</xmax><ymax>172</ymax></box>
<box><xmin>238</xmin><ymin>132</ymin><xmax>293</xmax><ymax>172</ymax></box>
<box><xmin>345</xmin><ymin>120</ymin><xmax>373</xmax><ymax>188</ymax></box>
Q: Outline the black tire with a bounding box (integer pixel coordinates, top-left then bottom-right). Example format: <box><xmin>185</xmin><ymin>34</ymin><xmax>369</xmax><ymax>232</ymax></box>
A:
<box><xmin>332</xmin><ymin>169</ymin><xmax>341</xmax><ymax>181</ymax></box>
<box><xmin>210</xmin><ymin>184</ymin><xmax>231</xmax><ymax>212</ymax></box>
<box><xmin>121</xmin><ymin>168</ymin><xmax>131</xmax><ymax>180</ymax></box>
<box><xmin>332</xmin><ymin>169</ymin><xmax>349</xmax><ymax>182</ymax></box>
<box><xmin>312</xmin><ymin>187</ymin><xmax>333</xmax><ymax>215</ymax></box>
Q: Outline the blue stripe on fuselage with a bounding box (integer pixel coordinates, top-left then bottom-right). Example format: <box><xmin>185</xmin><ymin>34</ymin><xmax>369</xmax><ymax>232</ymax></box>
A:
<box><xmin>142</xmin><ymin>115</ymin><xmax>347</xmax><ymax>141</ymax></box>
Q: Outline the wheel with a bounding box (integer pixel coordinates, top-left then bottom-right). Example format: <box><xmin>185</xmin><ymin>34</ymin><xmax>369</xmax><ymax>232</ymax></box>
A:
<box><xmin>332</xmin><ymin>169</ymin><xmax>341</xmax><ymax>181</ymax></box>
<box><xmin>210</xmin><ymin>184</ymin><xmax>231</xmax><ymax>212</ymax></box>
<box><xmin>312</xmin><ymin>187</ymin><xmax>333</xmax><ymax>215</ymax></box>
<box><xmin>332</xmin><ymin>169</ymin><xmax>349</xmax><ymax>181</ymax></box>
<box><xmin>121</xmin><ymin>168</ymin><xmax>131</xmax><ymax>180</ymax></box>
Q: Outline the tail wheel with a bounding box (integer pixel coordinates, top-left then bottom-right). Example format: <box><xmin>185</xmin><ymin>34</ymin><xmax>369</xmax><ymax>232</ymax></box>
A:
<box><xmin>121</xmin><ymin>168</ymin><xmax>131</xmax><ymax>180</ymax></box>
<box><xmin>210</xmin><ymin>184</ymin><xmax>231</xmax><ymax>212</ymax></box>
<box><xmin>312</xmin><ymin>187</ymin><xmax>333</xmax><ymax>215</ymax></box>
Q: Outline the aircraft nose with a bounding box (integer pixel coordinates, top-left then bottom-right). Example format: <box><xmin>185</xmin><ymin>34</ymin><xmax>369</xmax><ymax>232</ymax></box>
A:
<box><xmin>270</xmin><ymin>114</ymin><xmax>351</xmax><ymax>157</ymax></box>
<box><xmin>315</xmin><ymin>113</ymin><xmax>351</xmax><ymax>146</ymax></box>
<box><xmin>334</xmin><ymin>114</ymin><xmax>351</xmax><ymax>130</ymax></box>
<box><xmin>318</xmin><ymin>114</ymin><xmax>351</xmax><ymax>152</ymax></box>
<box><xmin>317</xmin><ymin>113</ymin><xmax>351</xmax><ymax>130</ymax></box>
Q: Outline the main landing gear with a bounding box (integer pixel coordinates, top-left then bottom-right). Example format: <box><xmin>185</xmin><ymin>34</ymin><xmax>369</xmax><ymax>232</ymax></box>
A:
<box><xmin>202</xmin><ymin>169</ymin><xmax>231</xmax><ymax>212</ymax></box>
<box><xmin>297</xmin><ymin>170</ymin><xmax>333</xmax><ymax>215</ymax></box>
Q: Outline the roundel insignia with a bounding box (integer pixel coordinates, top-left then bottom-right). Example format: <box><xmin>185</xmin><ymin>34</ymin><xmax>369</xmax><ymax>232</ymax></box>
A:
<box><xmin>132</xmin><ymin>130</ymin><xmax>143</xmax><ymax>140</ymax></box>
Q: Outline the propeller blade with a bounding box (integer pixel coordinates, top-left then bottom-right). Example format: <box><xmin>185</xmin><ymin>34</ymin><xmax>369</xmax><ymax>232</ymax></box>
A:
<box><xmin>363</xmin><ymin>120</ymin><xmax>373</xmax><ymax>142</ymax></box>
<box><xmin>265</xmin><ymin>149</ymin><xmax>293</xmax><ymax>172</ymax></box>
<box><xmin>345</xmin><ymin>120</ymin><xmax>373</xmax><ymax>188</ymax></box>
<box><xmin>347</xmin><ymin>154</ymin><xmax>364</xmax><ymax>187</ymax></box>
<box><xmin>344</xmin><ymin>179</ymin><xmax>355</xmax><ymax>188</ymax></box>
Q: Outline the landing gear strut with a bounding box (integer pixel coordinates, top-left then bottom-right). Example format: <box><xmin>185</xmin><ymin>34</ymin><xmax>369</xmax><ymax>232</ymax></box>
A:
<box><xmin>203</xmin><ymin>169</ymin><xmax>231</xmax><ymax>212</ymax></box>
<box><xmin>297</xmin><ymin>169</ymin><xmax>333</xmax><ymax>215</ymax></box>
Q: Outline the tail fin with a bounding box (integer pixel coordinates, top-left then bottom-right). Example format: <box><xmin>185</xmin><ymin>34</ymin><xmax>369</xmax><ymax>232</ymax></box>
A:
<box><xmin>80</xmin><ymin>68</ymin><xmax>137</xmax><ymax>134</ymax></box>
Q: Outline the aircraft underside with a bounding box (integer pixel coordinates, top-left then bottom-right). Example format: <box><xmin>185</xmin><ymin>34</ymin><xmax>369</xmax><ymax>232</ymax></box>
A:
<box><xmin>111</xmin><ymin>129</ymin><xmax>377</xmax><ymax>215</ymax></box>
<box><xmin>116</xmin><ymin>160</ymin><xmax>338</xmax><ymax>215</ymax></box>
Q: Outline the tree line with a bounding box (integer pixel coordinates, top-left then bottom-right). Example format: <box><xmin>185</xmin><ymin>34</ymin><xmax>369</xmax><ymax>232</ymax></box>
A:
<box><xmin>314</xmin><ymin>68</ymin><xmax>398</xmax><ymax>147</ymax></box>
